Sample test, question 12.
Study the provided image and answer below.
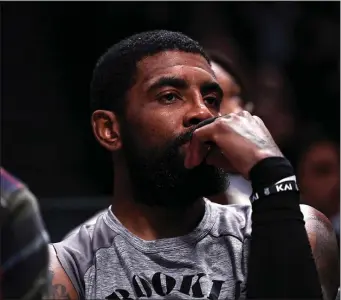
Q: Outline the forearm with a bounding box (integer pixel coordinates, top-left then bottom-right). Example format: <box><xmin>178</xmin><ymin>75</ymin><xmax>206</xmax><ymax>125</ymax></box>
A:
<box><xmin>246</xmin><ymin>157</ymin><xmax>323</xmax><ymax>299</ymax></box>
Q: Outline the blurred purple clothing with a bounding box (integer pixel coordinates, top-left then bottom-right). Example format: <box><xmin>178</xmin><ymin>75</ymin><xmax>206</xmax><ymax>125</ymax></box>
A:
<box><xmin>1</xmin><ymin>167</ymin><xmax>50</xmax><ymax>299</ymax></box>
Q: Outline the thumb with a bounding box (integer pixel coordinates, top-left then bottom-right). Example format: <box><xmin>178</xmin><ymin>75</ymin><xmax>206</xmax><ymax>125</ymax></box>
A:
<box><xmin>206</xmin><ymin>146</ymin><xmax>235</xmax><ymax>172</ymax></box>
<box><xmin>184</xmin><ymin>121</ymin><xmax>219</xmax><ymax>169</ymax></box>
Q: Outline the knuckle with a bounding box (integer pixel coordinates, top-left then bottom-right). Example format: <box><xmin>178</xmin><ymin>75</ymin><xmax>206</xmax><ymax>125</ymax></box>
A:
<box><xmin>214</xmin><ymin>117</ymin><xmax>230</xmax><ymax>130</ymax></box>
<box><xmin>253</xmin><ymin>115</ymin><xmax>265</xmax><ymax>125</ymax></box>
<box><xmin>252</xmin><ymin>114</ymin><xmax>261</xmax><ymax>121</ymax></box>
<box><xmin>223</xmin><ymin>112</ymin><xmax>240</xmax><ymax>122</ymax></box>
<box><xmin>241</xmin><ymin>110</ymin><xmax>250</xmax><ymax>118</ymax></box>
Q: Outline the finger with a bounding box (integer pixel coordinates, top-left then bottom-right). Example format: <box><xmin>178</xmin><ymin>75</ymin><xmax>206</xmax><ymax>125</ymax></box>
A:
<box><xmin>252</xmin><ymin>115</ymin><xmax>266</xmax><ymax>129</ymax></box>
<box><xmin>252</xmin><ymin>115</ymin><xmax>273</xmax><ymax>139</ymax></box>
<box><xmin>236</xmin><ymin>110</ymin><xmax>249</xmax><ymax>118</ymax></box>
<box><xmin>241</xmin><ymin>111</ymin><xmax>261</xmax><ymax>128</ymax></box>
<box><xmin>184</xmin><ymin>142</ymin><xmax>211</xmax><ymax>169</ymax></box>
<box><xmin>206</xmin><ymin>147</ymin><xmax>235</xmax><ymax>172</ymax></box>
<box><xmin>252</xmin><ymin>115</ymin><xmax>284</xmax><ymax>156</ymax></box>
<box><xmin>185</xmin><ymin>114</ymin><xmax>242</xmax><ymax>169</ymax></box>
<box><xmin>236</xmin><ymin>111</ymin><xmax>259</xmax><ymax>130</ymax></box>
<box><xmin>185</xmin><ymin>117</ymin><xmax>232</xmax><ymax>169</ymax></box>
<box><xmin>252</xmin><ymin>115</ymin><xmax>271</xmax><ymax>132</ymax></box>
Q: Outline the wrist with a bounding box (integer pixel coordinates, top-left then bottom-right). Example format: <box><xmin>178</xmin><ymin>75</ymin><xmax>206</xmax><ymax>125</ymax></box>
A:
<box><xmin>249</xmin><ymin>157</ymin><xmax>295</xmax><ymax>191</ymax></box>
<box><xmin>243</xmin><ymin>149</ymin><xmax>279</xmax><ymax>179</ymax></box>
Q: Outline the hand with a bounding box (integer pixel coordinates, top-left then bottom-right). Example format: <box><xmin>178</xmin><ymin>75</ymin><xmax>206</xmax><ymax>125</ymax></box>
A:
<box><xmin>184</xmin><ymin>111</ymin><xmax>283</xmax><ymax>179</ymax></box>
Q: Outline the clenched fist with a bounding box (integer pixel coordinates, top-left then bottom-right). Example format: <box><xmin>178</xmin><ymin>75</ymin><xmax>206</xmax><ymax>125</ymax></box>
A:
<box><xmin>184</xmin><ymin>111</ymin><xmax>283</xmax><ymax>179</ymax></box>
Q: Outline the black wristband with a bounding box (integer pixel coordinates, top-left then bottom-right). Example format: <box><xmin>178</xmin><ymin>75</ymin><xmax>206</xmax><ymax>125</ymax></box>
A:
<box><xmin>250</xmin><ymin>180</ymin><xmax>299</xmax><ymax>202</ymax></box>
<box><xmin>249</xmin><ymin>157</ymin><xmax>295</xmax><ymax>191</ymax></box>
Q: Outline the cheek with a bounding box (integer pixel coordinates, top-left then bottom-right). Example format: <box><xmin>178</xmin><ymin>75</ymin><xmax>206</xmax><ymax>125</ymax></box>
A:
<box><xmin>126</xmin><ymin>109</ymin><xmax>180</xmax><ymax>147</ymax></box>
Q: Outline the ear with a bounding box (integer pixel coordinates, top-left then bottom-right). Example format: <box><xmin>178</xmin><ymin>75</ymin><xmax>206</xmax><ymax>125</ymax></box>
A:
<box><xmin>91</xmin><ymin>110</ymin><xmax>122</xmax><ymax>152</ymax></box>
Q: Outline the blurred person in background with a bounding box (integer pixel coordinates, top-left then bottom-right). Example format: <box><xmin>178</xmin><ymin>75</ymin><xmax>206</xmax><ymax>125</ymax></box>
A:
<box><xmin>251</xmin><ymin>64</ymin><xmax>299</xmax><ymax>167</ymax></box>
<box><xmin>295</xmin><ymin>128</ymin><xmax>340</xmax><ymax>242</ymax></box>
<box><xmin>0</xmin><ymin>167</ymin><xmax>50</xmax><ymax>300</ymax></box>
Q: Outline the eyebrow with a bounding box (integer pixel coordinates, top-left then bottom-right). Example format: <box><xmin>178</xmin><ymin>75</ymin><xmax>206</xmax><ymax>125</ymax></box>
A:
<box><xmin>147</xmin><ymin>76</ymin><xmax>189</xmax><ymax>93</ymax></box>
<box><xmin>147</xmin><ymin>76</ymin><xmax>224</xmax><ymax>98</ymax></box>
<box><xmin>200</xmin><ymin>82</ymin><xmax>224</xmax><ymax>99</ymax></box>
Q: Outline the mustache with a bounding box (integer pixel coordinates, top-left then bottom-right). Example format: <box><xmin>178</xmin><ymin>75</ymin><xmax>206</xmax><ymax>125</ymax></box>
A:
<box><xmin>174</xmin><ymin>116</ymin><xmax>218</xmax><ymax>148</ymax></box>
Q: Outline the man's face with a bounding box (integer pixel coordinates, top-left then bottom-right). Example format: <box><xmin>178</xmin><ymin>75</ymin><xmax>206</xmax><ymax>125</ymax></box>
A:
<box><xmin>119</xmin><ymin>51</ymin><xmax>229</xmax><ymax>208</ymax></box>
<box><xmin>211</xmin><ymin>62</ymin><xmax>243</xmax><ymax>115</ymax></box>
<box><xmin>299</xmin><ymin>141</ymin><xmax>340</xmax><ymax>217</ymax></box>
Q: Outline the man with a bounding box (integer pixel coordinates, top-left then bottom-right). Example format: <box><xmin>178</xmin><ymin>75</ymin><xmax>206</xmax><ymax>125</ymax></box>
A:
<box><xmin>48</xmin><ymin>30</ymin><xmax>325</xmax><ymax>299</ymax></box>
<box><xmin>1</xmin><ymin>167</ymin><xmax>50</xmax><ymax>299</ymax></box>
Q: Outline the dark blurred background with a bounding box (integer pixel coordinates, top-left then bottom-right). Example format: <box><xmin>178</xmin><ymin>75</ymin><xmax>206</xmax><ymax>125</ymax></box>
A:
<box><xmin>1</xmin><ymin>2</ymin><xmax>340</xmax><ymax>241</ymax></box>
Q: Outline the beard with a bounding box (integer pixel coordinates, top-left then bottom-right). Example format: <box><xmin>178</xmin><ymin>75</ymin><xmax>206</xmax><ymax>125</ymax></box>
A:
<box><xmin>119</xmin><ymin>120</ymin><xmax>229</xmax><ymax>209</ymax></box>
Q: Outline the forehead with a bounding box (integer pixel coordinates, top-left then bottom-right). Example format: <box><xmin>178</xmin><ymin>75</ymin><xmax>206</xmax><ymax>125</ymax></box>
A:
<box><xmin>135</xmin><ymin>51</ymin><xmax>216</xmax><ymax>88</ymax></box>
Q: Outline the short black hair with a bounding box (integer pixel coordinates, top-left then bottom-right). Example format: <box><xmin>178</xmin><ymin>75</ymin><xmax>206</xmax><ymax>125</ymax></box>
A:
<box><xmin>90</xmin><ymin>30</ymin><xmax>209</xmax><ymax>114</ymax></box>
<box><xmin>206</xmin><ymin>49</ymin><xmax>249</xmax><ymax>104</ymax></box>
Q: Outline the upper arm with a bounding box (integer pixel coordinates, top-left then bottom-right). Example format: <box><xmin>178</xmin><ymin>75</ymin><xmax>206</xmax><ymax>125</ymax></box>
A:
<box><xmin>44</xmin><ymin>246</ymin><xmax>79</xmax><ymax>300</ymax></box>
<box><xmin>301</xmin><ymin>204</ymin><xmax>340</xmax><ymax>300</ymax></box>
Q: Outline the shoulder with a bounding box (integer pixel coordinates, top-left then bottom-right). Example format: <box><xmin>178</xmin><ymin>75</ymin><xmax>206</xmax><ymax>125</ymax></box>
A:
<box><xmin>0</xmin><ymin>168</ymin><xmax>32</xmax><ymax>214</ymax></box>
<box><xmin>0</xmin><ymin>167</ymin><xmax>25</xmax><ymax>196</ymax></box>
<box><xmin>299</xmin><ymin>203</ymin><xmax>337</xmax><ymax>253</ymax></box>
<box><xmin>64</xmin><ymin>209</ymin><xmax>106</xmax><ymax>239</ymax></box>
<box><xmin>45</xmin><ymin>245</ymin><xmax>79</xmax><ymax>300</ymax></box>
<box><xmin>208</xmin><ymin>201</ymin><xmax>252</xmax><ymax>241</ymax></box>
<box><xmin>0</xmin><ymin>168</ymin><xmax>42</xmax><ymax>229</ymax></box>
<box><xmin>50</xmin><ymin>220</ymin><xmax>97</xmax><ymax>299</ymax></box>
<box><xmin>299</xmin><ymin>204</ymin><xmax>336</xmax><ymax>247</ymax></box>
<box><xmin>299</xmin><ymin>204</ymin><xmax>339</xmax><ymax>300</ymax></box>
<box><xmin>52</xmin><ymin>209</ymin><xmax>120</xmax><ymax>296</ymax></box>
<box><xmin>300</xmin><ymin>204</ymin><xmax>333</xmax><ymax>226</ymax></box>
<box><xmin>1</xmin><ymin>168</ymin><xmax>50</xmax><ymax>299</ymax></box>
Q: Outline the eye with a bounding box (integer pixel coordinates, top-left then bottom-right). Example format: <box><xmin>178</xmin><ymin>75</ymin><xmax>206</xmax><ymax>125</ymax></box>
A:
<box><xmin>204</xmin><ymin>95</ymin><xmax>221</xmax><ymax>108</ymax></box>
<box><xmin>158</xmin><ymin>92</ymin><xmax>180</xmax><ymax>104</ymax></box>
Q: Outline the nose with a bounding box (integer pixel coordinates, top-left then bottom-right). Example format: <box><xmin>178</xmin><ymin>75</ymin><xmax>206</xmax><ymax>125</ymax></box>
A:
<box><xmin>183</xmin><ymin>102</ymin><xmax>215</xmax><ymax>128</ymax></box>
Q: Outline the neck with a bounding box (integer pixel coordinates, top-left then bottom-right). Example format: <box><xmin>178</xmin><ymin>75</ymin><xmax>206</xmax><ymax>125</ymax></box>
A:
<box><xmin>112</xmin><ymin>160</ymin><xmax>206</xmax><ymax>241</ymax></box>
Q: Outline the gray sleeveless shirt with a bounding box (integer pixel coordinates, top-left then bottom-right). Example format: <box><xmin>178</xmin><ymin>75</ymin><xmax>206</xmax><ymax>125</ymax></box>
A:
<box><xmin>53</xmin><ymin>200</ymin><xmax>252</xmax><ymax>299</ymax></box>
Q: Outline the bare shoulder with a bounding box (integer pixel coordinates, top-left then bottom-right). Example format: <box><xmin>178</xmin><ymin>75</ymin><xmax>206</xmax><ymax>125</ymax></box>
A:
<box><xmin>299</xmin><ymin>204</ymin><xmax>337</xmax><ymax>258</ymax></box>
<box><xmin>44</xmin><ymin>245</ymin><xmax>79</xmax><ymax>300</ymax></box>
<box><xmin>300</xmin><ymin>204</ymin><xmax>340</xmax><ymax>300</ymax></box>
<box><xmin>300</xmin><ymin>204</ymin><xmax>337</xmax><ymax>249</ymax></box>
<box><xmin>300</xmin><ymin>204</ymin><xmax>333</xmax><ymax>226</ymax></box>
